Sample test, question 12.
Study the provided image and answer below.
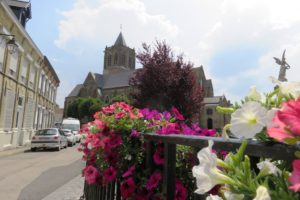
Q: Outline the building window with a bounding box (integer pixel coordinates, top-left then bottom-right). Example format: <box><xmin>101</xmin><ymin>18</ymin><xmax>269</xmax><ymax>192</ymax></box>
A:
<box><xmin>9</xmin><ymin>51</ymin><xmax>18</xmax><ymax>79</ymax></box>
<box><xmin>206</xmin><ymin>108</ymin><xmax>213</xmax><ymax>115</ymax></box>
<box><xmin>114</xmin><ymin>54</ymin><xmax>118</xmax><ymax>65</ymax></box>
<box><xmin>20</xmin><ymin>58</ymin><xmax>29</xmax><ymax>84</ymax></box>
<box><xmin>129</xmin><ymin>57</ymin><xmax>133</xmax><ymax>68</ymax></box>
<box><xmin>0</xmin><ymin>37</ymin><xmax>5</xmax><ymax>72</ymax></box>
<box><xmin>107</xmin><ymin>55</ymin><xmax>112</xmax><ymax>66</ymax></box>
<box><xmin>121</xmin><ymin>54</ymin><xmax>125</xmax><ymax>65</ymax></box>
<box><xmin>207</xmin><ymin>118</ymin><xmax>213</xmax><ymax>129</ymax></box>
<box><xmin>18</xmin><ymin>97</ymin><xmax>23</xmax><ymax>106</ymax></box>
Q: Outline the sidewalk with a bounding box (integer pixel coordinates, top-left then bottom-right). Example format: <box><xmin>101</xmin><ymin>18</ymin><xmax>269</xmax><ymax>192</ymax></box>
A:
<box><xmin>42</xmin><ymin>175</ymin><xmax>84</xmax><ymax>200</ymax></box>
<box><xmin>0</xmin><ymin>146</ymin><xmax>30</xmax><ymax>158</ymax></box>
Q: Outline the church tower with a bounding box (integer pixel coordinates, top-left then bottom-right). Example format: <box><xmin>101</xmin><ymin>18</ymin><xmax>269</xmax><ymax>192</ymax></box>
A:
<box><xmin>103</xmin><ymin>32</ymin><xmax>136</xmax><ymax>74</ymax></box>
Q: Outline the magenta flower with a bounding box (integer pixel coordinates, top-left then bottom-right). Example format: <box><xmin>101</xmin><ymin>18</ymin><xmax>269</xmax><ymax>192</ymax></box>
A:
<box><xmin>171</xmin><ymin>107</ymin><xmax>184</xmax><ymax>121</ymax></box>
<box><xmin>120</xmin><ymin>177</ymin><xmax>136</xmax><ymax>198</ymax></box>
<box><xmin>123</xmin><ymin>165</ymin><xmax>135</xmax><ymax>178</ymax></box>
<box><xmin>83</xmin><ymin>165</ymin><xmax>99</xmax><ymax>184</ymax></box>
<box><xmin>130</xmin><ymin>129</ymin><xmax>140</xmax><ymax>138</ymax></box>
<box><xmin>175</xmin><ymin>180</ymin><xmax>188</xmax><ymax>200</ymax></box>
<box><xmin>105</xmin><ymin>134</ymin><xmax>122</xmax><ymax>149</ymax></box>
<box><xmin>146</xmin><ymin>172</ymin><xmax>162</xmax><ymax>190</ymax></box>
<box><xmin>182</xmin><ymin>124</ymin><xmax>196</xmax><ymax>135</ymax></box>
<box><xmin>289</xmin><ymin>160</ymin><xmax>300</xmax><ymax>192</ymax></box>
<box><xmin>153</xmin><ymin>147</ymin><xmax>164</xmax><ymax>165</ymax></box>
<box><xmin>157</xmin><ymin>123</ymin><xmax>180</xmax><ymax>135</ymax></box>
<box><xmin>104</xmin><ymin>150</ymin><xmax>118</xmax><ymax>165</ymax></box>
<box><xmin>104</xmin><ymin>166</ymin><xmax>117</xmax><ymax>182</ymax></box>
<box><xmin>162</xmin><ymin>111</ymin><xmax>171</xmax><ymax>120</ymax></box>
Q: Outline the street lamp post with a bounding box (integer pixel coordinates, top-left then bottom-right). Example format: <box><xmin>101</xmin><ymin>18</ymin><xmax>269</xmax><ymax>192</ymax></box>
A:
<box><xmin>0</xmin><ymin>33</ymin><xmax>18</xmax><ymax>54</ymax></box>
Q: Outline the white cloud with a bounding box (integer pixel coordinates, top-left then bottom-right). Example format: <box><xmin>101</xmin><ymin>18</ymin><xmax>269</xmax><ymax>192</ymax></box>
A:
<box><xmin>55</xmin><ymin>0</ymin><xmax>178</xmax><ymax>50</ymax></box>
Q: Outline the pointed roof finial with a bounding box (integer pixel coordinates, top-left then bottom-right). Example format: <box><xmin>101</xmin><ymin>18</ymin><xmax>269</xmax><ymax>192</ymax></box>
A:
<box><xmin>114</xmin><ymin>31</ymin><xmax>127</xmax><ymax>46</ymax></box>
<box><xmin>120</xmin><ymin>24</ymin><xmax>122</xmax><ymax>32</ymax></box>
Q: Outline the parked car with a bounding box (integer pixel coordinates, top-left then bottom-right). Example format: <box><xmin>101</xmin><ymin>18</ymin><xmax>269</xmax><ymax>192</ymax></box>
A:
<box><xmin>61</xmin><ymin>118</ymin><xmax>81</xmax><ymax>143</ymax></box>
<box><xmin>61</xmin><ymin>129</ymin><xmax>76</xmax><ymax>146</ymax></box>
<box><xmin>31</xmin><ymin>128</ymin><xmax>68</xmax><ymax>151</ymax></box>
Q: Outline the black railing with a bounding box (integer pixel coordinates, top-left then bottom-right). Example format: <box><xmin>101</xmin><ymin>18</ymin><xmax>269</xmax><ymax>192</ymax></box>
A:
<box><xmin>84</xmin><ymin>133</ymin><xmax>300</xmax><ymax>200</ymax></box>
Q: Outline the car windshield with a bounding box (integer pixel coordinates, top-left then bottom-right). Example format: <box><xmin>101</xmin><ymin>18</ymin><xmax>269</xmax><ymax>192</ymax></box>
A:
<box><xmin>61</xmin><ymin>124</ymin><xmax>80</xmax><ymax>131</ymax></box>
<box><xmin>36</xmin><ymin>129</ymin><xmax>57</xmax><ymax>135</ymax></box>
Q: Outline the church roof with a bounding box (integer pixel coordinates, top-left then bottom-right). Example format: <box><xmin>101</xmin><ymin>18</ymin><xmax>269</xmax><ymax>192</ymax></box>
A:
<box><xmin>114</xmin><ymin>32</ymin><xmax>127</xmax><ymax>46</ymax></box>
<box><xmin>102</xmin><ymin>70</ymin><xmax>134</xmax><ymax>89</ymax></box>
<box><xmin>67</xmin><ymin>84</ymin><xmax>83</xmax><ymax>97</ymax></box>
<box><xmin>94</xmin><ymin>73</ymin><xmax>104</xmax><ymax>88</ymax></box>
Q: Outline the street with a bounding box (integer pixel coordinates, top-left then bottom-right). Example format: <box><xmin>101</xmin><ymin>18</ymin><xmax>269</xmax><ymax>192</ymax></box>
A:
<box><xmin>0</xmin><ymin>145</ymin><xmax>85</xmax><ymax>200</ymax></box>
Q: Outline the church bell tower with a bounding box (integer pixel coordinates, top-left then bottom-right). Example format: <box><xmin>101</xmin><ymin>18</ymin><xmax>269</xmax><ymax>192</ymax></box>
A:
<box><xmin>103</xmin><ymin>32</ymin><xmax>136</xmax><ymax>74</ymax></box>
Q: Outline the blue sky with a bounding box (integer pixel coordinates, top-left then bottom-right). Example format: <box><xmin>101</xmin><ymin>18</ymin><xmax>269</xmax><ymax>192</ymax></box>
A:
<box><xmin>26</xmin><ymin>0</ymin><xmax>300</xmax><ymax>107</ymax></box>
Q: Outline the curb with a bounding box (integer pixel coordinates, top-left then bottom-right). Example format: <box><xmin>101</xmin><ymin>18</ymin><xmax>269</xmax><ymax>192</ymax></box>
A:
<box><xmin>0</xmin><ymin>147</ymin><xmax>31</xmax><ymax>158</ymax></box>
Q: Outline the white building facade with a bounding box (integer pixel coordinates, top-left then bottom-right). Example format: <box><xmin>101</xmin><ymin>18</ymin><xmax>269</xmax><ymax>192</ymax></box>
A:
<box><xmin>0</xmin><ymin>0</ymin><xmax>60</xmax><ymax>150</ymax></box>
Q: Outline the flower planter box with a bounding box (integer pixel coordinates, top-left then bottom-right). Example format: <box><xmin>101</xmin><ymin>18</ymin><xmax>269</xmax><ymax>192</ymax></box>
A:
<box><xmin>83</xmin><ymin>133</ymin><xmax>300</xmax><ymax>200</ymax></box>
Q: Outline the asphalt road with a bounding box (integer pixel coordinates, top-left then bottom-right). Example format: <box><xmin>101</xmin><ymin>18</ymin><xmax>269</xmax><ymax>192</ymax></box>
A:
<box><xmin>0</xmin><ymin>144</ymin><xmax>85</xmax><ymax>200</ymax></box>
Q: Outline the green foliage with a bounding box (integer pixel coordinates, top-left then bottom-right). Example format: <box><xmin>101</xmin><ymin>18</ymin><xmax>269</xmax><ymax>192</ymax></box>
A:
<box><xmin>109</xmin><ymin>95</ymin><xmax>132</xmax><ymax>105</ymax></box>
<box><xmin>66</xmin><ymin>98</ymin><xmax>82</xmax><ymax>118</ymax></box>
<box><xmin>66</xmin><ymin>97</ymin><xmax>104</xmax><ymax>122</ymax></box>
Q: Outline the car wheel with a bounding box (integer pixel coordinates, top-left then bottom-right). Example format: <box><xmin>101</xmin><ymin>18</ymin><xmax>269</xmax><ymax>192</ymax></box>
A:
<box><xmin>69</xmin><ymin>142</ymin><xmax>73</xmax><ymax>147</ymax></box>
<box><xmin>56</xmin><ymin>145</ymin><xmax>61</xmax><ymax>151</ymax></box>
<box><xmin>31</xmin><ymin>147</ymin><xmax>36</xmax><ymax>152</ymax></box>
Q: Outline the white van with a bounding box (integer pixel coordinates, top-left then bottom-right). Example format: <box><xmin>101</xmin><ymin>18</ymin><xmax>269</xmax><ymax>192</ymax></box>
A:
<box><xmin>61</xmin><ymin>118</ymin><xmax>81</xmax><ymax>143</ymax></box>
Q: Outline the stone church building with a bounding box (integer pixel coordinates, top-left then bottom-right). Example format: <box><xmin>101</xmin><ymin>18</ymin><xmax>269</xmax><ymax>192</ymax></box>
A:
<box><xmin>64</xmin><ymin>32</ymin><xmax>230</xmax><ymax>132</ymax></box>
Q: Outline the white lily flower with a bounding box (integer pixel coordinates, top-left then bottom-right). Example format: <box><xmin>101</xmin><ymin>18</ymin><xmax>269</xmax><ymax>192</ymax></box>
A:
<box><xmin>270</xmin><ymin>76</ymin><xmax>300</xmax><ymax>98</ymax></box>
<box><xmin>247</xmin><ymin>86</ymin><xmax>262</xmax><ymax>102</ymax></box>
<box><xmin>192</xmin><ymin>140</ymin><xmax>234</xmax><ymax>194</ymax></box>
<box><xmin>206</xmin><ymin>194</ymin><xmax>223</xmax><ymax>200</ymax></box>
<box><xmin>257</xmin><ymin>159</ymin><xmax>281</xmax><ymax>176</ymax></box>
<box><xmin>223</xmin><ymin>190</ymin><xmax>244</xmax><ymax>200</ymax></box>
<box><xmin>230</xmin><ymin>101</ymin><xmax>267</xmax><ymax>139</ymax></box>
<box><xmin>253</xmin><ymin>186</ymin><xmax>271</xmax><ymax>200</ymax></box>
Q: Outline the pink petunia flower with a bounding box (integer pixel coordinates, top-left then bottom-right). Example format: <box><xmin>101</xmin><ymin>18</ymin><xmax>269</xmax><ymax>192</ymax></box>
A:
<box><xmin>105</xmin><ymin>134</ymin><xmax>122</xmax><ymax>149</ymax></box>
<box><xmin>122</xmin><ymin>165</ymin><xmax>135</xmax><ymax>178</ymax></box>
<box><xmin>268</xmin><ymin>98</ymin><xmax>300</xmax><ymax>142</ymax></box>
<box><xmin>175</xmin><ymin>180</ymin><xmax>188</xmax><ymax>200</ymax></box>
<box><xmin>277</xmin><ymin>98</ymin><xmax>300</xmax><ymax>135</ymax></box>
<box><xmin>120</xmin><ymin>177</ymin><xmax>136</xmax><ymax>198</ymax></box>
<box><xmin>91</xmin><ymin>137</ymin><xmax>105</xmax><ymax>149</ymax></box>
<box><xmin>267</xmin><ymin>112</ymin><xmax>294</xmax><ymax>142</ymax></box>
<box><xmin>102</xmin><ymin>104</ymin><xmax>115</xmax><ymax>114</ymax></box>
<box><xmin>171</xmin><ymin>107</ymin><xmax>184</xmax><ymax>121</ymax></box>
<box><xmin>115</xmin><ymin>112</ymin><xmax>126</xmax><ymax>119</ymax></box>
<box><xmin>104</xmin><ymin>150</ymin><xmax>118</xmax><ymax>165</ymax></box>
<box><xmin>83</xmin><ymin>165</ymin><xmax>99</xmax><ymax>184</ymax></box>
<box><xmin>146</xmin><ymin>172</ymin><xmax>162</xmax><ymax>191</ymax></box>
<box><xmin>104</xmin><ymin>166</ymin><xmax>117</xmax><ymax>182</ymax></box>
<box><xmin>289</xmin><ymin>160</ymin><xmax>300</xmax><ymax>192</ymax></box>
<box><xmin>130</xmin><ymin>129</ymin><xmax>140</xmax><ymax>138</ymax></box>
<box><xmin>153</xmin><ymin>146</ymin><xmax>164</xmax><ymax>165</ymax></box>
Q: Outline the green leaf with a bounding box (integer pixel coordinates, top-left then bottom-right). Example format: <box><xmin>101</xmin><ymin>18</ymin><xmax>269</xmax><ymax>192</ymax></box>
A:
<box><xmin>295</xmin><ymin>151</ymin><xmax>300</xmax><ymax>158</ymax></box>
